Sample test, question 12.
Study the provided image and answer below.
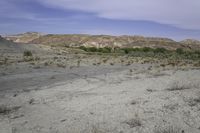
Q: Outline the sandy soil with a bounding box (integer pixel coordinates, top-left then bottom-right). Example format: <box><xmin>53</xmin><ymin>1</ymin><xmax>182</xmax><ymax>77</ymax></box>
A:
<box><xmin>0</xmin><ymin>62</ymin><xmax>200</xmax><ymax>133</ymax></box>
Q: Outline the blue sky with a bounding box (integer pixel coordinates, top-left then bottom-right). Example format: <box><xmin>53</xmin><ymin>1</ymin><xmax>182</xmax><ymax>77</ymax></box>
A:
<box><xmin>0</xmin><ymin>0</ymin><xmax>200</xmax><ymax>41</ymax></box>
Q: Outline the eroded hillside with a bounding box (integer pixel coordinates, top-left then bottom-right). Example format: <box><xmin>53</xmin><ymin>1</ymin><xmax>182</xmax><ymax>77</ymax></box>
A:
<box><xmin>5</xmin><ymin>33</ymin><xmax>200</xmax><ymax>51</ymax></box>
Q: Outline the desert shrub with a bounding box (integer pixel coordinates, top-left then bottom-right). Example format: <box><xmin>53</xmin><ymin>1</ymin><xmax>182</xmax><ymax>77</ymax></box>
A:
<box><xmin>79</xmin><ymin>46</ymin><xmax>87</xmax><ymax>51</ymax></box>
<box><xmin>124</xmin><ymin>49</ymin><xmax>129</xmax><ymax>54</ymax></box>
<box><xmin>98</xmin><ymin>47</ymin><xmax>112</xmax><ymax>53</ymax></box>
<box><xmin>23</xmin><ymin>50</ymin><xmax>32</xmax><ymax>57</ymax></box>
<box><xmin>79</xmin><ymin>46</ymin><xmax>97</xmax><ymax>52</ymax></box>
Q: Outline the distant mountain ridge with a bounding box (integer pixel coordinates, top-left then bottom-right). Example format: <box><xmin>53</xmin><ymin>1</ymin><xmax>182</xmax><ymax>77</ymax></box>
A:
<box><xmin>4</xmin><ymin>32</ymin><xmax>200</xmax><ymax>50</ymax></box>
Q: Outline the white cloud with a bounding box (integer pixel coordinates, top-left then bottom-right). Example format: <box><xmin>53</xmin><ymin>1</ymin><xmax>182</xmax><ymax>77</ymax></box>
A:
<box><xmin>38</xmin><ymin>0</ymin><xmax>200</xmax><ymax>30</ymax></box>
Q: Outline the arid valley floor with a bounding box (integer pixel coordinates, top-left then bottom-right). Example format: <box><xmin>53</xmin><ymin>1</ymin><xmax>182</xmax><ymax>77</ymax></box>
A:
<box><xmin>1</xmin><ymin>34</ymin><xmax>200</xmax><ymax>133</ymax></box>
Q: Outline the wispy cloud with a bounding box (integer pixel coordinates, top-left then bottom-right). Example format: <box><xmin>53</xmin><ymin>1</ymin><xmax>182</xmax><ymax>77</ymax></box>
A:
<box><xmin>38</xmin><ymin>0</ymin><xmax>200</xmax><ymax>30</ymax></box>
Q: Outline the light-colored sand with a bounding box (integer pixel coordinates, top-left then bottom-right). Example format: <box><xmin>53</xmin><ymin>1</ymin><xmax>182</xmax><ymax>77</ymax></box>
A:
<box><xmin>0</xmin><ymin>64</ymin><xmax>200</xmax><ymax>133</ymax></box>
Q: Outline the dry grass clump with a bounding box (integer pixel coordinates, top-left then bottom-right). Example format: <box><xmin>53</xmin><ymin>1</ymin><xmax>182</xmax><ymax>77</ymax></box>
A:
<box><xmin>77</xmin><ymin>60</ymin><xmax>81</xmax><ymax>67</ymax></box>
<box><xmin>96</xmin><ymin>62</ymin><xmax>101</xmax><ymax>65</ymax></box>
<box><xmin>0</xmin><ymin>57</ymin><xmax>8</xmax><ymax>65</ymax></box>
<box><xmin>90</xmin><ymin>125</ymin><xmax>104</xmax><ymax>133</ymax></box>
<box><xmin>125</xmin><ymin>118</ymin><xmax>142</xmax><ymax>128</ymax></box>
<box><xmin>146</xmin><ymin>88</ymin><xmax>156</xmax><ymax>92</ymax></box>
<box><xmin>185</xmin><ymin>96</ymin><xmax>200</xmax><ymax>107</ymax></box>
<box><xmin>57</xmin><ymin>62</ymin><xmax>66</xmax><ymax>68</ymax></box>
<box><xmin>124</xmin><ymin>114</ymin><xmax>142</xmax><ymax>128</ymax></box>
<box><xmin>0</xmin><ymin>106</ymin><xmax>11</xmax><ymax>115</ymax></box>
<box><xmin>154</xmin><ymin>125</ymin><xmax>183</xmax><ymax>133</ymax></box>
<box><xmin>0</xmin><ymin>105</ymin><xmax>21</xmax><ymax>115</ymax></box>
<box><xmin>166</xmin><ymin>81</ymin><xmax>192</xmax><ymax>91</ymax></box>
<box><xmin>125</xmin><ymin>61</ymin><xmax>132</xmax><ymax>66</ymax></box>
<box><xmin>44</xmin><ymin>61</ymin><xmax>53</xmax><ymax>66</ymax></box>
<box><xmin>23</xmin><ymin>56</ymin><xmax>35</xmax><ymax>62</ymax></box>
<box><xmin>151</xmin><ymin>72</ymin><xmax>170</xmax><ymax>78</ymax></box>
<box><xmin>163</xmin><ymin>103</ymin><xmax>179</xmax><ymax>112</ymax></box>
<box><xmin>102</xmin><ymin>58</ymin><xmax>108</xmax><ymax>63</ymax></box>
<box><xmin>130</xmin><ymin>101</ymin><xmax>137</xmax><ymax>105</ymax></box>
<box><xmin>193</xmin><ymin>61</ymin><xmax>200</xmax><ymax>67</ymax></box>
<box><xmin>110</xmin><ymin>62</ymin><xmax>114</xmax><ymax>66</ymax></box>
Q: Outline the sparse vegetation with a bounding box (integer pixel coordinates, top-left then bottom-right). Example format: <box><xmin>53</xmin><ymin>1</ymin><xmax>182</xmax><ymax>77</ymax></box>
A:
<box><xmin>78</xmin><ymin>46</ymin><xmax>200</xmax><ymax>61</ymax></box>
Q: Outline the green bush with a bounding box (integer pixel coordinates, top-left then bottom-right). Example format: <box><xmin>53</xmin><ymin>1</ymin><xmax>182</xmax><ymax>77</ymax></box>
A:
<box><xmin>23</xmin><ymin>50</ymin><xmax>32</xmax><ymax>57</ymax></box>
